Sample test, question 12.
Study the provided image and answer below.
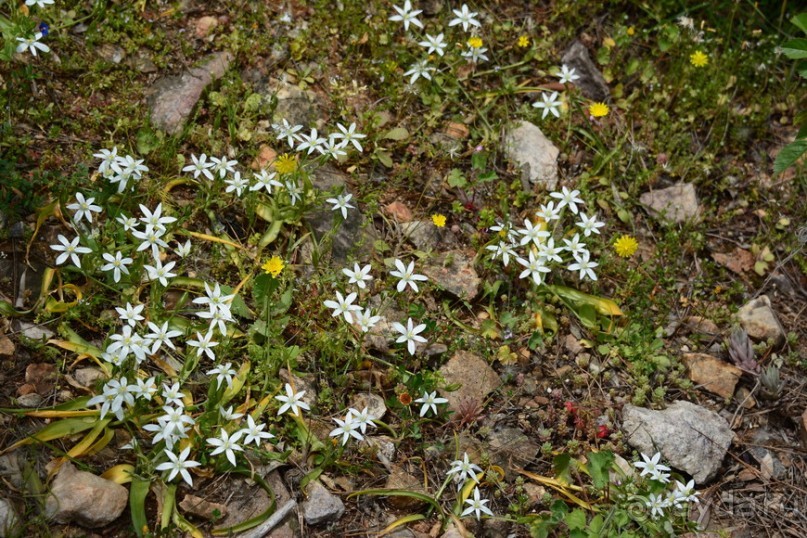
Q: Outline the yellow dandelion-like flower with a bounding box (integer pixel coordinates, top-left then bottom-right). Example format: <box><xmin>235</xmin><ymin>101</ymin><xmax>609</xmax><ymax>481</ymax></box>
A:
<box><xmin>589</xmin><ymin>102</ymin><xmax>609</xmax><ymax>118</ymax></box>
<box><xmin>274</xmin><ymin>153</ymin><xmax>297</xmax><ymax>175</ymax></box>
<box><xmin>431</xmin><ymin>214</ymin><xmax>447</xmax><ymax>227</ymax></box>
<box><xmin>261</xmin><ymin>256</ymin><xmax>285</xmax><ymax>277</ymax></box>
<box><xmin>603</xmin><ymin>37</ymin><xmax>616</xmax><ymax>49</ymax></box>
<box><xmin>613</xmin><ymin>235</ymin><xmax>639</xmax><ymax>258</ymax></box>
<box><xmin>468</xmin><ymin>36</ymin><xmax>483</xmax><ymax>49</ymax></box>
<box><xmin>627</xmin><ymin>26</ymin><xmax>635</xmax><ymax>36</ymax></box>
<box><xmin>690</xmin><ymin>50</ymin><xmax>708</xmax><ymax>67</ymax></box>
<box><xmin>517</xmin><ymin>35</ymin><xmax>530</xmax><ymax>48</ymax></box>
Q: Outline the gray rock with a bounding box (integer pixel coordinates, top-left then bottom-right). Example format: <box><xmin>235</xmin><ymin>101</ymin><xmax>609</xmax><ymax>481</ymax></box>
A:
<box><xmin>303</xmin><ymin>166</ymin><xmax>376</xmax><ymax>267</ymax></box>
<box><xmin>0</xmin><ymin>454</ymin><xmax>24</xmax><ymax>490</ymax></box>
<box><xmin>639</xmin><ymin>183</ymin><xmax>700</xmax><ymax>223</ymax></box>
<box><xmin>561</xmin><ymin>41</ymin><xmax>610</xmax><ymax>102</ymax></box>
<box><xmin>16</xmin><ymin>393</ymin><xmax>42</xmax><ymax>408</ymax></box>
<box><xmin>45</xmin><ymin>462</ymin><xmax>128</xmax><ymax>527</ymax></box>
<box><xmin>302</xmin><ymin>481</ymin><xmax>344</xmax><ymax>525</ymax></box>
<box><xmin>736</xmin><ymin>295</ymin><xmax>785</xmax><ymax>346</ymax></box>
<box><xmin>148</xmin><ymin>51</ymin><xmax>233</xmax><ymax>134</ymax></box>
<box><xmin>622</xmin><ymin>401</ymin><xmax>733</xmax><ymax>483</ymax></box>
<box><xmin>504</xmin><ymin>120</ymin><xmax>559</xmax><ymax>190</ymax></box>
<box><xmin>0</xmin><ymin>497</ymin><xmax>20</xmax><ymax>538</ymax></box>
<box><xmin>15</xmin><ymin>321</ymin><xmax>55</xmax><ymax>341</ymax></box>
<box><xmin>422</xmin><ymin>250</ymin><xmax>480</xmax><ymax>300</ymax></box>
<box><xmin>401</xmin><ymin>220</ymin><xmax>457</xmax><ymax>251</ymax></box>
<box><xmin>222</xmin><ymin>471</ymin><xmax>291</xmax><ymax>533</ymax></box>
<box><xmin>384</xmin><ymin>467</ymin><xmax>427</xmax><ymax>510</ymax></box>
<box><xmin>73</xmin><ymin>367</ymin><xmax>106</xmax><ymax>389</ymax></box>
<box><xmin>266</xmin><ymin>79</ymin><xmax>323</xmax><ymax>128</ymax></box>
<box><xmin>439</xmin><ymin>350</ymin><xmax>500</xmax><ymax>413</ymax></box>
<box><xmin>350</xmin><ymin>393</ymin><xmax>387</xmax><ymax>422</ymax></box>
<box><xmin>97</xmin><ymin>43</ymin><xmax>126</xmax><ymax>64</ymax></box>
<box><xmin>487</xmin><ymin>426</ymin><xmax>539</xmax><ymax>477</ymax></box>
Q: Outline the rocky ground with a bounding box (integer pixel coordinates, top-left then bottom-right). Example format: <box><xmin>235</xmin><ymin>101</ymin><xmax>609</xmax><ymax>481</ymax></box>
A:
<box><xmin>1</xmin><ymin>1</ymin><xmax>806</xmax><ymax>537</ymax></box>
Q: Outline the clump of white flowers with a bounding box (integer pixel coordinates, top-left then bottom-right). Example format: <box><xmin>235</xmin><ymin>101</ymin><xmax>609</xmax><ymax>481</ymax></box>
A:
<box><xmin>485</xmin><ymin>186</ymin><xmax>605</xmax><ymax>284</ymax></box>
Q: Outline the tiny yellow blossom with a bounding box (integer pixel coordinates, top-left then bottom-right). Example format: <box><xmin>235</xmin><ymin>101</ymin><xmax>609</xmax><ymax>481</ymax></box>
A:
<box><xmin>627</xmin><ymin>26</ymin><xmax>635</xmax><ymax>36</ymax></box>
<box><xmin>690</xmin><ymin>50</ymin><xmax>708</xmax><ymax>67</ymax></box>
<box><xmin>517</xmin><ymin>35</ymin><xmax>530</xmax><ymax>48</ymax></box>
<box><xmin>589</xmin><ymin>102</ymin><xmax>609</xmax><ymax>118</ymax></box>
<box><xmin>603</xmin><ymin>37</ymin><xmax>616</xmax><ymax>49</ymax></box>
<box><xmin>262</xmin><ymin>256</ymin><xmax>285</xmax><ymax>277</ymax></box>
<box><xmin>467</xmin><ymin>37</ymin><xmax>483</xmax><ymax>49</ymax></box>
<box><xmin>274</xmin><ymin>153</ymin><xmax>297</xmax><ymax>175</ymax></box>
<box><xmin>431</xmin><ymin>214</ymin><xmax>447</xmax><ymax>227</ymax></box>
<box><xmin>614</xmin><ymin>235</ymin><xmax>639</xmax><ymax>258</ymax></box>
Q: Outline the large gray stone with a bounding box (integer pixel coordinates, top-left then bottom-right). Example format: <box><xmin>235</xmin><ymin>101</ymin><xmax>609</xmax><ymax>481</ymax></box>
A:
<box><xmin>561</xmin><ymin>41</ymin><xmax>611</xmax><ymax>102</ymax></box>
<box><xmin>639</xmin><ymin>183</ymin><xmax>700</xmax><ymax>223</ymax></box>
<box><xmin>439</xmin><ymin>351</ymin><xmax>500</xmax><ymax>413</ymax></box>
<box><xmin>504</xmin><ymin>121</ymin><xmax>559</xmax><ymax>190</ymax></box>
<box><xmin>0</xmin><ymin>498</ymin><xmax>20</xmax><ymax>538</ymax></box>
<box><xmin>422</xmin><ymin>250</ymin><xmax>480</xmax><ymax>300</ymax></box>
<box><xmin>622</xmin><ymin>401</ymin><xmax>733</xmax><ymax>483</ymax></box>
<box><xmin>736</xmin><ymin>295</ymin><xmax>785</xmax><ymax>347</ymax></box>
<box><xmin>302</xmin><ymin>481</ymin><xmax>344</xmax><ymax>525</ymax></box>
<box><xmin>45</xmin><ymin>462</ymin><xmax>128</xmax><ymax>528</ymax></box>
<box><xmin>148</xmin><ymin>51</ymin><xmax>232</xmax><ymax>134</ymax></box>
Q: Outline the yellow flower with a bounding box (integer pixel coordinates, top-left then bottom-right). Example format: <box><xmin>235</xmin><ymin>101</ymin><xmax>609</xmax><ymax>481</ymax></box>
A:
<box><xmin>274</xmin><ymin>153</ymin><xmax>297</xmax><ymax>175</ymax></box>
<box><xmin>627</xmin><ymin>26</ymin><xmax>635</xmax><ymax>36</ymax></box>
<box><xmin>467</xmin><ymin>37</ymin><xmax>483</xmax><ymax>49</ymax></box>
<box><xmin>613</xmin><ymin>235</ymin><xmax>639</xmax><ymax>258</ymax></box>
<box><xmin>261</xmin><ymin>256</ymin><xmax>285</xmax><ymax>277</ymax></box>
<box><xmin>431</xmin><ymin>214</ymin><xmax>447</xmax><ymax>227</ymax></box>
<box><xmin>690</xmin><ymin>50</ymin><xmax>708</xmax><ymax>67</ymax></box>
<box><xmin>603</xmin><ymin>37</ymin><xmax>616</xmax><ymax>49</ymax></box>
<box><xmin>517</xmin><ymin>35</ymin><xmax>530</xmax><ymax>48</ymax></box>
<box><xmin>589</xmin><ymin>102</ymin><xmax>609</xmax><ymax>117</ymax></box>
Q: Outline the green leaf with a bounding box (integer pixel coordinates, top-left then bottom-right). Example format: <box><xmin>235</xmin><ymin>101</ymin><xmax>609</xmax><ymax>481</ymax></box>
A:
<box><xmin>130</xmin><ymin>478</ymin><xmax>150</xmax><ymax>537</ymax></box>
<box><xmin>586</xmin><ymin>451</ymin><xmax>615</xmax><ymax>490</ymax></box>
<box><xmin>382</xmin><ymin>127</ymin><xmax>409</xmax><ymax>141</ymax></box>
<box><xmin>791</xmin><ymin>13</ymin><xmax>807</xmax><ymax>34</ymax></box>
<box><xmin>3</xmin><ymin>417</ymin><xmax>98</xmax><ymax>453</ymax></box>
<box><xmin>553</xmin><ymin>453</ymin><xmax>572</xmax><ymax>484</ymax></box>
<box><xmin>348</xmin><ymin>489</ymin><xmax>442</xmax><ymax>513</ymax></box>
<box><xmin>774</xmin><ymin>139</ymin><xmax>807</xmax><ymax>175</ymax></box>
<box><xmin>446</xmin><ymin>168</ymin><xmax>467</xmax><ymax>188</ymax></box>
<box><xmin>782</xmin><ymin>38</ymin><xmax>807</xmax><ymax>59</ymax></box>
<box><xmin>253</xmin><ymin>273</ymin><xmax>279</xmax><ymax>306</ymax></box>
<box><xmin>375</xmin><ymin>149</ymin><xmax>393</xmax><ymax>168</ymax></box>
<box><xmin>566</xmin><ymin>509</ymin><xmax>587</xmax><ymax>530</ymax></box>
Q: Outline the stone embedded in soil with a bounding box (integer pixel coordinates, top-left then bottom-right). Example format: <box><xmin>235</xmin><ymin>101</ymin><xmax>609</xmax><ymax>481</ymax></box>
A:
<box><xmin>73</xmin><ymin>367</ymin><xmax>106</xmax><ymax>389</ymax></box>
<box><xmin>504</xmin><ymin>120</ymin><xmax>559</xmax><ymax>190</ymax></box>
<box><xmin>15</xmin><ymin>321</ymin><xmax>55</xmax><ymax>341</ymax></box>
<box><xmin>349</xmin><ymin>393</ymin><xmax>387</xmax><ymax>422</ymax></box>
<box><xmin>45</xmin><ymin>462</ymin><xmax>128</xmax><ymax>528</ymax></box>
<box><xmin>16</xmin><ymin>393</ymin><xmax>42</xmax><ymax>408</ymax></box>
<box><xmin>0</xmin><ymin>335</ymin><xmax>15</xmax><ymax>357</ymax></box>
<box><xmin>384</xmin><ymin>201</ymin><xmax>413</xmax><ymax>222</ymax></box>
<box><xmin>438</xmin><ymin>350</ymin><xmax>500</xmax><ymax>413</ymax></box>
<box><xmin>0</xmin><ymin>497</ymin><xmax>20</xmax><ymax>538</ymax></box>
<box><xmin>736</xmin><ymin>295</ymin><xmax>786</xmax><ymax>346</ymax></box>
<box><xmin>384</xmin><ymin>467</ymin><xmax>428</xmax><ymax>510</ymax></box>
<box><xmin>561</xmin><ymin>40</ymin><xmax>611</xmax><ymax>102</ymax></box>
<box><xmin>421</xmin><ymin>250</ymin><xmax>480</xmax><ymax>300</ymax></box>
<box><xmin>25</xmin><ymin>362</ymin><xmax>57</xmax><ymax>393</ymax></box>
<box><xmin>622</xmin><ymin>401</ymin><xmax>733</xmax><ymax>483</ymax></box>
<box><xmin>682</xmin><ymin>352</ymin><xmax>743</xmax><ymax>400</ymax></box>
<box><xmin>179</xmin><ymin>494</ymin><xmax>228</xmax><ymax>520</ymax></box>
<box><xmin>302</xmin><ymin>480</ymin><xmax>344</xmax><ymax>526</ymax></box>
<box><xmin>487</xmin><ymin>426</ymin><xmax>540</xmax><ymax>477</ymax></box>
<box><xmin>0</xmin><ymin>454</ymin><xmax>24</xmax><ymax>490</ymax></box>
<box><xmin>401</xmin><ymin>220</ymin><xmax>457</xmax><ymax>251</ymax></box>
<box><xmin>303</xmin><ymin>165</ymin><xmax>376</xmax><ymax>266</ymax></box>
<box><xmin>148</xmin><ymin>51</ymin><xmax>232</xmax><ymax>134</ymax></box>
<box><xmin>265</xmin><ymin>79</ymin><xmax>323</xmax><ymax>128</ymax></box>
<box><xmin>639</xmin><ymin>182</ymin><xmax>700</xmax><ymax>223</ymax></box>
